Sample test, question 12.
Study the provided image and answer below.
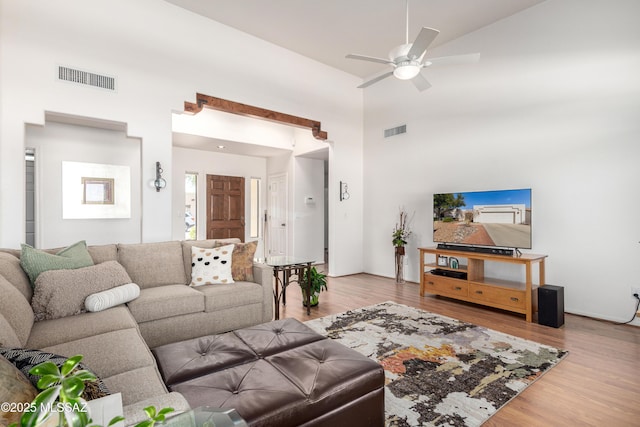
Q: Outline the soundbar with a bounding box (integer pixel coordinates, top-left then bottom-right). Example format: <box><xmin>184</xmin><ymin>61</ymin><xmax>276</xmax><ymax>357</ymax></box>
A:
<box><xmin>430</xmin><ymin>269</ymin><xmax>468</xmax><ymax>280</ymax></box>
<box><xmin>436</xmin><ymin>243</ymin><xmax>514</xmax><ymax>256</ymax></box>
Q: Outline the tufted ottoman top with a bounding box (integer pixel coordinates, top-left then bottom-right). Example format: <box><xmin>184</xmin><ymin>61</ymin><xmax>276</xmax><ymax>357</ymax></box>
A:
<box><xmin>152</xmin><ymin>318</ymin><xmax>385</xmax><ymax>427</ymax></box>
<box><xmin>153</xmin><ymin>318</ymin><xmax>326</xmax><ymax>387</ymax></box>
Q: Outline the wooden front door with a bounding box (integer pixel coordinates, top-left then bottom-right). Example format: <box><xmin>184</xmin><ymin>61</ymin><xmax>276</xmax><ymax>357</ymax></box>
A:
<box><xmin>206</xmin><ymin>175</ymin><xmax>245</xmax><ymax>241</ymax></box>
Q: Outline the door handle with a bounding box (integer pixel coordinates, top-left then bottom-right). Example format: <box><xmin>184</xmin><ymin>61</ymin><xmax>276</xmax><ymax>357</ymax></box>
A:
<box><xmin>281</xmin><ymin>223</ymin><xmax>286</xmax><ymax>226</ymax></box>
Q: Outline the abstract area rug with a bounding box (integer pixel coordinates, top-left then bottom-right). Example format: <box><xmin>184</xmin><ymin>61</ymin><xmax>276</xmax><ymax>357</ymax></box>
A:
<box><xmin>305</xmin><ymin>301</ymin><xmax>567</xmax><ymax>427</ymax></box>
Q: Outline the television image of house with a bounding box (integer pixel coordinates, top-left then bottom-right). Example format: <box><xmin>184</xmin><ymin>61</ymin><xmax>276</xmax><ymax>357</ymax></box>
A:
<box><xmin>474</xmin><ymin>204</ymin><xmax>530</xmax><ymax>225</ymax></box>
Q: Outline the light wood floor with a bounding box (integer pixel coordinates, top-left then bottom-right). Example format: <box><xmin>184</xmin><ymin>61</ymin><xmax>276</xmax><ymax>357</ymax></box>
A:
<box><xmin>280</xmin><ymin>272</ymin><xmax>640</xmax><ymax>427</ymax></box>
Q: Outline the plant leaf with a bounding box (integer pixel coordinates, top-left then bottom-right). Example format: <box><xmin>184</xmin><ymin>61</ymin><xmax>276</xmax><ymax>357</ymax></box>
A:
<box><xmin>61</xmin><ymin>377</ymin><xmax>85</xmax><ymax>399</ymax></box>
<box><xmin>29</xmin><ymin>361</ymin><xmax>60</xmax><ymax>377</ymax></box>
<box><xmin>71</xmin><ymin>369</ymin><xmax>96</xmax><ymax>383</ymax></box>
<box><xmin>24</xmin><ymin>386</ymin><xmax>61</xmax><ymax>427</ymax></box>
<box><xmin>36</xmin><ymin>374</ymin><xmax>61</xmax><ymax>390</ymax></box>
<box><xmin>134</xmin><ymin>420</ymin><xmax>153</xmax><ymax>427</ymax></box>
<box><xmin>157</xmin><ymin>407</ymin><xmax>174</xmax><ymax>417</ymax></box>
<box><xmin>108</xmin><ymin>416</ymin><xmax>125</xmax><ymax>426</ymax></box>
<box><xmin>143</xmin><ymin>406</ymin><xmax>157</xmax><ymax>419</ymax></box>
<box><xmin>60</xmin><ymin>355</ymin><xmax>83</xmax><ymax>376</ymax></box>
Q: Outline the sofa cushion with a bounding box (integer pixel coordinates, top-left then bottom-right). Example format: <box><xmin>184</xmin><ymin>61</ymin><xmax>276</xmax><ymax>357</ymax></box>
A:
<box><xmin>118</xmin><ymin>241</ymin><xmax>186</xmax><ymax>289</ymax></box>
<box><xmin>85</xmin><ymin>283</ymin><xmax>140</xmax><ymax>312</ymax></box>
<box><xmin>0</xmin><ymin>275</ymin><xmax>34</xmax><ymax>347</ymax></box>
<box><xmin>0</xmin><ymin>354</ymin><xmax>37</xmax><ymax>426</ymax></box>
<box><xmin>0</xmin><ymin>253</ymin><xmax>32</xmax><ymax>301</ymax></box>
<box><xmin>189</xmin><ymin>244</ymin><xmax>235</xmax><ymax>286</ymax></box>
<box><xmin>102</xmin><ymin>366</ymin><xmax>168</xmax><ymax>407</ymax></box>
<box><xmin>87</xmin><ymin>244</ymin><xmax>118</xmax><ymax>264</ymax></box>
<box><xmin>20</xmin><ymin>240</ymin><xmax>94</xmax><ymax>285</ymax></box>
<box><xmin>0</xmin><ymin>348</ymin><xmax>110</xmax><ymax>400</ymax></box>
<box><xmin>27</xmin><ymin>306</ymin><xmax>138</xmax><ymax>350</ymax></box>
<box><xmin>182</xmin><ymin>239</ymin><xmax>241</xmax><ymax>283</ymax></box>
<box><xmin>195</xmin><ymin>281</ymin><xmax>264</xmax><ymax>312</ymax></box>
<box><xmin>216</xmin><ymin>240</ymin><xmax>258</xmax><ymax>282</ymax></box>
<box><xmin>41</xmin><ymin>328</ymin><xmax>155</xmax><ymax>380</ymax></box>
<box><xmin>31</xmin><ymin>261</ymin><xmax>132</xmax><ymax>321</ymax></box>
<box><xmin>127</xmin><ymin>285</ymin><xmax>205</xmax><ymax>323</ymax></box>
<box><xmin>0</xmin><ymin>315</ymin><xmax>22</xmax><ymax>348</ymax></box>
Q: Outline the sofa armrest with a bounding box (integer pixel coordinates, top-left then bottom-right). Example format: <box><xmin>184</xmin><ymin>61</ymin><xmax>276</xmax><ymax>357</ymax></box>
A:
<box><xmin>123</xmin><ymin>392</ymin><xmax>190</xmax><ymax>426</ymax></box>
<box><xmin>252</xmin><ymin>262</ymin><xmax>273</xmax><ymax>288</ymax></box>
<box><xmin>252</xmin><ymin>263</ymin><xmax>274</xmax><ymax>322</ymax></box>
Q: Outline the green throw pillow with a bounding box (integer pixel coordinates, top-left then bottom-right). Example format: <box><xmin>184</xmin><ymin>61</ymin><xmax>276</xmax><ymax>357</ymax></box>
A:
<box><xmin>20</xmin><ymin>241</ymin><xmax>94</xmax><ymax>286</ymax></box>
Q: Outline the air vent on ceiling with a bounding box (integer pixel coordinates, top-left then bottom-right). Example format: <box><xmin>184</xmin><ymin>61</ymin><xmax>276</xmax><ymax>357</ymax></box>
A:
<box><xmin>57</xmin><ymin>66</ymin><xmax>116</xmax><ymax>91</ymax></box>
<box><xmin>384</xmin><ymin>124</ymin><xmax>407</xmax><ymax>138</ymax></box>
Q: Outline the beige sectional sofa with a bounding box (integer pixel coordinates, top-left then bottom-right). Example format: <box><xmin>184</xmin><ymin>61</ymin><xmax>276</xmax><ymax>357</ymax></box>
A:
<box><xmin>0</xmin><ymin>238</ymin><xmax>273</xmax><ymax>424</ymax></box>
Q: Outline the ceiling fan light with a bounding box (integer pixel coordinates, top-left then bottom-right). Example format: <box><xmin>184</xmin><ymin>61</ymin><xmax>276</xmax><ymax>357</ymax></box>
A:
<box><xmin>393</xmin><ymin>63</ymin><xmax>420</xmax><ymax>80</ymax></box>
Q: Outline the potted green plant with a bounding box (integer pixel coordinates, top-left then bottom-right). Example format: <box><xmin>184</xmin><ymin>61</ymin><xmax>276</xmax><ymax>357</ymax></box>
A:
<box><xmin>392</xmin><ymin>208</ymin><xmax>412</xmax><ymax>283</ymax></box>
<box><xmin>299</xmin><ymin>266</ymin><xmax>327</xmax><ymax>307</ymax></box>
<box><xmin>11</xmin><ymin>355</ymin><xmax>173</xmax><ymax>427</ymax></box>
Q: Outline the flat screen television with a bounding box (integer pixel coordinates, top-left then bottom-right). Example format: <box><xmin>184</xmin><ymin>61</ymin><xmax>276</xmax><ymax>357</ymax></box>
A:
<box><xmin>433</xmin><ymin>188</ymin><xmax>532</xmax><ymax>249</ymax></box>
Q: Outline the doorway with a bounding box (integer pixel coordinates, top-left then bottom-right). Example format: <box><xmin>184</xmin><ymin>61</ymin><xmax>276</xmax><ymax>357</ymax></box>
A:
<box><xmin>267</xmin><ymin>173</ymin><xmax>287</xmax><ymax>257</ymax></box>
<box><xmin>206</xmin><ymin>174</ymin><xmax>245</xmax><ymax>241</ymax></box>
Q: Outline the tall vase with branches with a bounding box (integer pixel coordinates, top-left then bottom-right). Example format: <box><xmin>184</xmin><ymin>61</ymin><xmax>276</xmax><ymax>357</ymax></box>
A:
<box><xmin>392</xmin><ymin>208</ymin><xmax>412</xmax><ymax>284</ymax></box>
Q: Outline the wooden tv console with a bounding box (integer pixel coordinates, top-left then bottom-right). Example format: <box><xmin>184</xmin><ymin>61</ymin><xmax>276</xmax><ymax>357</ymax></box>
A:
<box><xmin>419</xmin><ymin>247</ymin><xmax>547</xmax><ymax>322</ymax></box>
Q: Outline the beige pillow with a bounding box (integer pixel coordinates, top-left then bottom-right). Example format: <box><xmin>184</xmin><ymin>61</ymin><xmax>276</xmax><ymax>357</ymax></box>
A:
<box><xmin>31</xmin><ymin>261</ymin><xmax>132</xmax><ymax>321</ymax></box>
<box><xmin>190</xmin><ymin>244</ymin><xmax>234</xmax><ymax>286</ymax></box>
<box><xmin>0</xmin><ymin>355</ymin><xmax>37</xmax><ymax>426</ymax></box>
<box><xmin>215</xmin><ymin>240</ymin><xmax>258</xmax><ymax>282</ymax></box>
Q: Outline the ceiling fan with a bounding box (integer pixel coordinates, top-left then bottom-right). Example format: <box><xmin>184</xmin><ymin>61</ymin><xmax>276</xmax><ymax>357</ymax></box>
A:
<box><xmin>346</xmin><ymin>0</ymin><xmax>480</xmax><ymax>91</ymax></box>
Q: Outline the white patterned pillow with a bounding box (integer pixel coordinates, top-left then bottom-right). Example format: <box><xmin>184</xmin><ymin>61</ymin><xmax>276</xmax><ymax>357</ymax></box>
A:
<box><xmin>85</xmin><ymin>283</ymin><xmax>140</xmax><ymax>312</ymax></box>
<box><xmin>190</xmin><ymin>244</ymin><xmax>235</xmax><ymax>286</ymax></box>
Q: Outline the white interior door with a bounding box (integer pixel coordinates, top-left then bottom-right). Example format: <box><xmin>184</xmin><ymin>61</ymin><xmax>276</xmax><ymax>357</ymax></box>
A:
<box><xmin>267</xmin><ymin>173</ymin><xmax>287</xmax><ymax>257</ymax></box>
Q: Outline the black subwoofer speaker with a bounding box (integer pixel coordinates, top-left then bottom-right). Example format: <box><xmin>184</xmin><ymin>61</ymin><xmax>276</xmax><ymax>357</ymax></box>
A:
<box><xmin>538</xmin><ymin>285</ymin><xmax>565</xmax><ymax>328</ymax></box>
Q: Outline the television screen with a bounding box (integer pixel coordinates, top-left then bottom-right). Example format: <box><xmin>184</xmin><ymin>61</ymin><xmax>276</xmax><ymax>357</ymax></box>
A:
<box><xmin>433</xmin><ymin>188</ymin><xmax>532</xmax><ymax>249</ymax></box>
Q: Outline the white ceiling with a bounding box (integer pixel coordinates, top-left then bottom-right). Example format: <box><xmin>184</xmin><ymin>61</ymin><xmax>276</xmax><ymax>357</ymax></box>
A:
<box><xmin>164</xmin><ymin>0</ymin><xmax>545</xmax><ymax>79</ymax></box>
<box><xmin>166</xmin><ymin>0</ymin><xmax>545</xmax><ymax>157</ymax></box>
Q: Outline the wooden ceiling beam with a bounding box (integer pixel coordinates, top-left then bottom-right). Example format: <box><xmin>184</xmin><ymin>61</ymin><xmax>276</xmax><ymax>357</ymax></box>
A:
<box><xmin>184</xmin><ymin>93</ymin><xmax>328</xmax><ymax>141</ymax></box>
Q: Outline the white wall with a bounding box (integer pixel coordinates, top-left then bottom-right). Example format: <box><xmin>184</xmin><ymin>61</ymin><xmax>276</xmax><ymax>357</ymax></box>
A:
<box><xmin>0</xmin><ymin>0</ymin><xmax>364</xmax><ymax>276</ymax></box>
<box><xmin>26</xmin><ymin>120</ymin><xmax>141</xmax><ymax>247</ymax></box>
<box><xmin>293</xmin><ymin>157</ymin><xmax>325</xmax><ymax>263</ymax></box>
<box><xmin>362</xmin><ymin>0</ymin><xmax>640</xmax><ymax>324</ymax></box>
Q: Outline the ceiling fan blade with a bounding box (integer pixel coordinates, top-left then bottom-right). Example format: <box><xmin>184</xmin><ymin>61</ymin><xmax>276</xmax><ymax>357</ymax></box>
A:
<box><xmin>346</xmin><ymin>53</ymin><xmax>393</xmax><ymax>65</ymax></box>
<box><xmin>424</xmin><ymin>52</ymin><xmax>480</xmax><ymax>67</ymax></box>
<box><xmin>407</xmin><ymin>27</ymin><xmax>440</xmax><ymax>60</ymax></box>
<box><xmin>411</xmin><ymin>73</ymin><xmax>432</xmax><ymax>92</ymax></box>
<box><xmin>358</xmin><ymin>71</ymin><xmax>394</xmax><ymax>88</ymax></box>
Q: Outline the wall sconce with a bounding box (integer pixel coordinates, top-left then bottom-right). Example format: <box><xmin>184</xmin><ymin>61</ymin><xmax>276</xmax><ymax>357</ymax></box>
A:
<box><xmin>340</xmin><ymin>181</ymin><xmax>350</xmax><ymax>201</ymax></box>
<box><xmin>154</xmin><ymin>161</ymin><xmax>166</xmax><ymax>192</ymax></box>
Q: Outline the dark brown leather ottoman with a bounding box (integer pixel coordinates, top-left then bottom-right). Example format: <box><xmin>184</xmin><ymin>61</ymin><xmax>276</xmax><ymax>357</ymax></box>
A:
<box><xmin>152</xmin><ymin>318</ymin><xmax>384</xmax><ymax>427</ymax></box>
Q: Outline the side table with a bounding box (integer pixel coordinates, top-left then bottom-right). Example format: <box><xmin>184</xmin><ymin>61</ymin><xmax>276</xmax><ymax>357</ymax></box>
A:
<box><xmin>266</xmin><ymin>257</ymin><xmax>314</xmax><ymax>320</ymax></box>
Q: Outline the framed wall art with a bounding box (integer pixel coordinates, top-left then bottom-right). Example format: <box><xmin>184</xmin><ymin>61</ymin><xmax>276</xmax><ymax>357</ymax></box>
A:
<box><xmin>62</xmin><ymin>161</ymin><xmax>131</xmax><ymax>219</ymax></box>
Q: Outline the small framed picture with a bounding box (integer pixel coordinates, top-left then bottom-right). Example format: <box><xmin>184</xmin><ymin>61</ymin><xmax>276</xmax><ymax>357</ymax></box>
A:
<box><xmin>437</xmin><ymin>256</ymin><xmax>448</xmax><ymax>267</ymax></box>
<box><xmin>449</xmin><ymin>257</ymin><xmax>459</xmax><ymax>269</ymax></box>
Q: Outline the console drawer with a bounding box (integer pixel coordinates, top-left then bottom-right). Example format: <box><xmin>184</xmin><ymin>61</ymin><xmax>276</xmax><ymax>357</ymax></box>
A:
<box><xmin>423</xmin><ymin>274</ymin><xmax>468</xmax><ymax>298</ymax></box>
<box><xmin>469</xmin><ymin>283</ymin><xmax>526</xmax><ymax>309</ymax></box>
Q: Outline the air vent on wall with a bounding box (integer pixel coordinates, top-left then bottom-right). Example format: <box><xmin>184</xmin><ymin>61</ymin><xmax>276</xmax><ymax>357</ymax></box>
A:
<box><xmin>384</xmin><ymin>124</ymin><xmax>407</xmax><ymax>138</ymax></box>
<box><xmin>57</xmin><ymin>66</ymin><xmax>116</xmax><ymax>91</ymax></box>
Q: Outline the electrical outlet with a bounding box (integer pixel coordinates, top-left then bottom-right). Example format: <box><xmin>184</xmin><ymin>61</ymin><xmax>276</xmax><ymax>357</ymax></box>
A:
<box><xmin>631</xmin><ymin>286</ymin><xmax>640</xmax><ymax>299</ymax></box>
